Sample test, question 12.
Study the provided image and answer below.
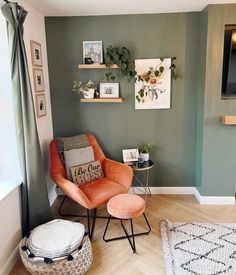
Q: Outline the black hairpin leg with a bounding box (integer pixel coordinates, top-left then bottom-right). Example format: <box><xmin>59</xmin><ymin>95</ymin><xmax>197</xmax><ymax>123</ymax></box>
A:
<box><xmin>58</xmin><ymin>196</ymin><xmax>88</xmax><ymax>218</ymax></box>
<box><xmin>103</xmin><ymin>213</ymin><xmax>151</xmax><ymax>253</ymax></box>
<box><xmin>58</xmin><ymin>196</ymin><xmax>122</xmax><ymax>241</ymax></box>
<box><xmin>120</xmin><ymin>219</ymin><xmax>136</xmax><ymax>253</ymax></box>
<box><xmin>86</xmin><ymin>208</ymin><xmax>97</xmax><ymax>240</ymax></box>
<box><xmin>58</xmin><ymin>196</ymin><xmax>117</xmax><ymax>219</ymax></box>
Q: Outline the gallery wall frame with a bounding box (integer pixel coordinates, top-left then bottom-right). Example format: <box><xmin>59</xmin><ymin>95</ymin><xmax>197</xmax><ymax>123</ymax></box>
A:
<box><xmin>35</xmin><ymin>93</ymin><xmax>47</xmax><ymax>118</ymax></box>
<box><xmin>30</xmin><ymin>40</ymin><xmax>43</xmax><ymax>67</ymax></box>
<box><xmin>33</xmin><ymin>68</ymin><xmax>44</xmax><ymax>92</ymax></box>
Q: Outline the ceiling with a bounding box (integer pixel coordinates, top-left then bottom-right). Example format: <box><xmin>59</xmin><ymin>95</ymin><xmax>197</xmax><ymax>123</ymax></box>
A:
<box><xmin>25</xmin><ymin>0</ymin><xmax>236</xmax><ymax>16</ymax></box>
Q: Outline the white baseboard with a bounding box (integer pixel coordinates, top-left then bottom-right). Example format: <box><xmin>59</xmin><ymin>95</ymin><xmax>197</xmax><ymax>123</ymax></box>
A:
<box><xmin>50</xmin><ymin>186</ymin><xmax>235</xmax><ymax>205</ymax></box>
<box><xmin>131</xmin><ymin>186</ymin><xmax>196</xmax><ymax>195</ymax></box>
<box><xmin>48</xmin><ymin>187</ymin><xmax>58</xmax><ymax>206</ymax></box>
<box><xmin>1</xmin><ymin>246</ymin><xmax>19</xmax><ymax>275</ymax></box>
<box><xmin>130</xmin><ymin>186</ymin><xmax>235</xmax><ymax>205</ymax></box>
<box><xmin>194</xmin><ymin>188</ymin><xmax>235</xmax><ymax>204</ymax></box>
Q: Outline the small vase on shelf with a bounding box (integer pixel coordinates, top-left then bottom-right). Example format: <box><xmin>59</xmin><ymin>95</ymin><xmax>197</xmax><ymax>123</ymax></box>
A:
<box><xmin>83</xmin><ymin>89</ymin><xmax>95</xmax><ymax>99</ymax></box>
<box><xmin>140</xmin><ymin>153</ymin><xmax>149</xmax><ymax>162</ymax></box>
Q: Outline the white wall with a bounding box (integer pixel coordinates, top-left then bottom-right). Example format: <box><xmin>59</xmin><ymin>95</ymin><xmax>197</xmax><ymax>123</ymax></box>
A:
<box><xmin>0</xmin><ymin>188</ymin><xmax>21</xmax><ymax>274</ymax></box>
<box><xmin>20</xmin><ymin>0</ymin><xmax>57</xmax><ymax>204</ymax></box>
<box><xmin>0</xmin><ymin>1</ymin><xmax>56</xmax><ymax>274</ymax></box>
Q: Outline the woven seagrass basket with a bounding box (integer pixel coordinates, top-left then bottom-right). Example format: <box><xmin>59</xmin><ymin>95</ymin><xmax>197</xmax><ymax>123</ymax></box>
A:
<box><xmin>19</xmin><ymin>235</ymin><xmax>93</xmax><ymax>275</ymax></box>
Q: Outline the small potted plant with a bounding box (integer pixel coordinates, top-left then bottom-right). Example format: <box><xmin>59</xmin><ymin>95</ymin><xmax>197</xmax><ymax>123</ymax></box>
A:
<box><xmin>72</xmin><ymin>79</ymin><xmax>95</xmax><ymax>98</ymax></box>
<box><xmin>139</xmin><ymin>143</ymin><xmax>156</xmax><ymax>162</ymax></box>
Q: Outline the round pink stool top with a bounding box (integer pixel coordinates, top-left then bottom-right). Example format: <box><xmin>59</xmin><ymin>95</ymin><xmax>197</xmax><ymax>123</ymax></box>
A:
<box><xmin>107</xmin><ymin>194</ymin><xmax>146</xmax><ymax>219</ymax></box>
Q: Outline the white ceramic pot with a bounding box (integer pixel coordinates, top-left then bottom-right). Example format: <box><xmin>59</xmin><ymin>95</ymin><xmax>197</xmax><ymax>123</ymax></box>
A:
<box><xmin>140</xmin><ymin>153</ymin><xmax>149</xmax><ymax>162</ymax></box>
<box><xmin>83</xmin><ymin>89</ymin><xmax>94</xmax><ymax>99</ymax></box>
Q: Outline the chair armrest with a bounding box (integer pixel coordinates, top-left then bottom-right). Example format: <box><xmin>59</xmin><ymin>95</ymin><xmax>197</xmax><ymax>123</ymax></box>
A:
<box><xmin>102</xmin><ymin>158</ymin><xmax>133</xmax><ymax>191</ymax></box>
<box><xmin>53</xmin><ymin>175</ymin><xmax>94</xmax><ymax>210</ymax></box>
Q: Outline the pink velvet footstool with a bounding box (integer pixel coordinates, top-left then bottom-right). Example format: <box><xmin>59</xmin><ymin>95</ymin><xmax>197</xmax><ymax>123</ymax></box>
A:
<box><xmin>103</xmin><ymin>193</ymin><xmax>151</xmax><ymax>253</ymax></box>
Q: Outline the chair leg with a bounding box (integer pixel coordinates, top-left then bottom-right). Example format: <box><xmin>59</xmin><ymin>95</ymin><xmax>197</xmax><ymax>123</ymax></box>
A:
<box><xmin>90</xmin><ymin>208</ymin><xmax>97</xmax><ymax>240</ymax></box>
<box><xmin>87</xmin><ymin>209</ymin><xmax>90</xmax><ymax>238</ymax></box>
<box><xmin>58</xmin><ymin>196</ymin><xmax>88</xmax><ymax>218</ymax></box>
<box><xmin>143</xmin><ymin>213</ymin><xmax>151</xmax><ymax>234</ymax></box>
<box><xmin>120</xmin><ymin>219</ymin><xmax>136</xmax><ymax>253</ymax></box>
<box><xmin>103</xmin><ymin>215</ymin><xmax>112</xmax><ymax>241</ymax></box>
<box><xmin>130</xmin><ymin>219</ymin><xmax>136</xmax><ymax>253</ymax></box>
<box><xmin>87</xmin><ymin>208</ymin><xmax>97</xmax><ymax>240</ymax></box>
<box><xmin>103</xmin><ymin>213</ymin><xmax>151</xmax><ymax>253</ymax></box>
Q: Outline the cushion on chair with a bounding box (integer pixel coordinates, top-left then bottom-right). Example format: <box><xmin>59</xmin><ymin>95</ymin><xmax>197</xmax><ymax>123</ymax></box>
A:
<box><xmin>55</xmin><ymin>134</ymin><xmax>90</xmax><ymax>167</ymax></box>
<box><xmin>71</xmin><ymin>160</ymin><xmax>104</xmax><ymax>185</ymax></box>
<box><xmin>107</xmin><ymin>194</ymin><xmax>146</xmax><ymax>219</ymax></box>
<box><xmin>64</xmin><ymin>146</ymin><xmax>95</xmax><ymax>180</ymax></box>
<box><xmin>80</xmin><ymin>178</ymin><xmax>127</xmax><ymax>207</ymax></box>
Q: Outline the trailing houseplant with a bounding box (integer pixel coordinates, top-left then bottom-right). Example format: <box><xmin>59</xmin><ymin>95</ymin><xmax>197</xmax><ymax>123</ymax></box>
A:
<box><xmin>139</xmin><ymin>143</ymin><xmax>156</xmax><ymax>161</ymax></box>
<box><xmin>72</xmin><ymin>79</ymin><xmax>95</xmax><ymax>98</ymax></box>
<box><xmin>135</xmin><ymin>57</ymin><xmax>178</xmax><ymax>104</ymax></box>
<box><xmin>105</xmin><ymin>46</ymin><xmax>135</xmax><ymax>81</ymax></box>
<box><xmin>104</xmin><ymin>71</ymin><xmax>116</xmax><ymax>82</ymax></box>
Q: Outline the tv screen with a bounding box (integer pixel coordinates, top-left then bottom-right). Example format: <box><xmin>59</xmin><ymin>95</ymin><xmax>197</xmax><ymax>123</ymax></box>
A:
<box><xmin>222</xmin><ymin>28</ymin><xmax>236</xmax><ymax>98</ymax></box>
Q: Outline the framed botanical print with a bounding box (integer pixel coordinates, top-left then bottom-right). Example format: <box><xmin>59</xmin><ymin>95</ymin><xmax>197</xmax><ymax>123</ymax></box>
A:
<box><xmin>33</xmin><ymin>68</ymin><xmax>44</xmax><ymax>92</ymax></box>
<box><xmin>35</xmin><ymin>94</ymin><xmax>47</xmax><ymax>118</ymax></box>
<box><xmin>30</xmin><ymin>40</ymin><xmax>43</xmax><ymax>67</ymax></box>
<box><xmin>135</xmin><ymin>58</ymin><xmax>171</xmax><ymax>110</ymax></box>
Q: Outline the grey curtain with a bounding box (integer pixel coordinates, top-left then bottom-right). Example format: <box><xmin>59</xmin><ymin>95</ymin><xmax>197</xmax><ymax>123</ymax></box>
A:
<box><xmin>1</xmin><ymin>3</ymin><xmax>52</xmax><ymax>236</ymax></box>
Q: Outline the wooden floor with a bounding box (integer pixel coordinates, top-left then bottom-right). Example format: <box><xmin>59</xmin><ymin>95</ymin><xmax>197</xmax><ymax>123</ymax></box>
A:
<box><xmin>10</xmin><ymin>195</ymin><xmax>236</xmax><ymax>275</ymax></box>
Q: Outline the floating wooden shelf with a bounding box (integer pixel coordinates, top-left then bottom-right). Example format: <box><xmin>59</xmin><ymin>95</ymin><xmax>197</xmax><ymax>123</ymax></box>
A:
<box><xmin>78</xmin><ymin>64</ymin><xmax>118</xmax><ymax>69</ymax></box>
<box><xmin>222</xmin><ymin>115</ymin><xmax>236</xmax><ymax>125</ymax></box>
<box><xmin>81</xmin><ymin>98</ymin><xmax>123</xmax><ymax>103</ymax></box>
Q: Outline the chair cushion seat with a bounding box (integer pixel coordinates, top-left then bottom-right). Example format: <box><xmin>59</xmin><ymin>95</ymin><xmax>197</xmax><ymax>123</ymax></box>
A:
<box><xmin>107</xmin><ymin>194</ymin><xmax>146</xmax><ymax>219</ymax></box>
<box><xmin>80</xmin><ymin>178</ymin><xmax>127</xmax><ymax>208</ymax></box>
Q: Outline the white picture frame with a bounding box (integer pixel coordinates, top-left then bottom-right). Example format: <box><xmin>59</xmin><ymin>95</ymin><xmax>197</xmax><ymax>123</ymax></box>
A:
<box><xmin>35</xmin><ymin>94</ymin><xmax>47</xmax><ymax>118</ymax></box>
<box><xmin>83</xmin><ymin>41</ymin><xmax>103</xmax><ymax>64</ymax></box>
<box><xmin>135</xmin><ymin>58</ymin><xmax>171</xmax><ymax>110</ymax></box>
<box><xmin>122</xmin><ymin>149</ymin><xmax>139</xmax><ymax>162</ymax></box>
<box><xmin>100</xmin><ymin>83</ymin><xmax>119</xmax><ymax>98</ymax></box>
<box><xmin>33</xmin><ymin>68</ymin><xmax>44</xmax><ymax>92</ymax></box>
<box><xmin>30</xmin><ymin>40</ymin><xmax>43</xmax><ymax>67</ymax></box>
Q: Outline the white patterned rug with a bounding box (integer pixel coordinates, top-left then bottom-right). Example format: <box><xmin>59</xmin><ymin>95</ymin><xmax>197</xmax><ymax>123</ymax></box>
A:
<box><xmin>161</xmin><ymin>221</ymin><xmax>236</xmax><ymax>275</ymax></box>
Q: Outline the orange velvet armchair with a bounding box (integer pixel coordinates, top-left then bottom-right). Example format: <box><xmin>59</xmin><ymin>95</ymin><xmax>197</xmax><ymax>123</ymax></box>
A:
<box><xmin>49</xmin><ymin>133</ymin><xmax>133</xmax><ymax>238</ymax></box>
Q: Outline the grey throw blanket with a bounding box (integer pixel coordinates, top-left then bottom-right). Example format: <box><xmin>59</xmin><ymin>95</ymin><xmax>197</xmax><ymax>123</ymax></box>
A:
<box><xmin>55</xmin><ymin>134</ymin><xmax>90</xmax><ymax>167</ymax></box>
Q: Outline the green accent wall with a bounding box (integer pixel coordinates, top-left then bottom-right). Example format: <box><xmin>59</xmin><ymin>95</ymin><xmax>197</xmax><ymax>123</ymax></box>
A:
<box><xmin>195</xmin><ymin>8</ymin><xmax>208</xmax><ymax>189</ymax></box>
<box><xmin>196</xmin><ymin>4</ymin><xmax>236</xmax><ymax>196</ymax></box>
<box><xmin>45</xmin><ymin>13</ymin><xmax>199</xmax><ymax>187</ymax></box>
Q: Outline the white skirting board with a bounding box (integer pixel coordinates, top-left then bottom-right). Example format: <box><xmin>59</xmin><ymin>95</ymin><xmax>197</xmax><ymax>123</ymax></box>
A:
<box><xmin>48</xmin><ymin>186</ymin><xmax>58</xmax><ymax>206</ymax></box>
<box><xmin>130</xmin><ymin>186</ymin><xmax>235</xmax><ymax>205</ymax></box>
<box><xmin>193</xmin><ymin>188</ymin><xmax>235</xmax><ymax>205</ymax></box>
<box><xmin>1</xmin><ymin>246</ymin><xmax>19</xmax><ymax>275</ymax></box>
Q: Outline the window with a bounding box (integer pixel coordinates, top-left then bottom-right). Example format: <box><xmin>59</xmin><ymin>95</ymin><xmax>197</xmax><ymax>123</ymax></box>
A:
<box><xmin>0</xmin><ymin>12</ymin><xmax>21</xmax><ymax>186</ymax></box>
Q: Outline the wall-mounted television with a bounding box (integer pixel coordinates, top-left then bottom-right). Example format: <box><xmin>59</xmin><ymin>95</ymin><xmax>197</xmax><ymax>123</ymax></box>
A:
<box><xmin>222</xmin><ymin>26</ymin><xmax>236</xmax><ymax>99</ymax></box>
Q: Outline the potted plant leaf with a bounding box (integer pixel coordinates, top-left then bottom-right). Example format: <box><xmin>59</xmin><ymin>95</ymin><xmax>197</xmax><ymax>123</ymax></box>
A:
<box><xmin>72</xmin><ymin>79</ymin><xmax>95</xmax><ymax>98</ymax></box>
<box><xmin>139</xmin><ymin>143</ymin><xmax>156</xmax><ymax>161</ymax></box>
<box><xmin>105</xmin><ymin>46</ymin><xmax>135</xmax><ymax>81</ymax></box>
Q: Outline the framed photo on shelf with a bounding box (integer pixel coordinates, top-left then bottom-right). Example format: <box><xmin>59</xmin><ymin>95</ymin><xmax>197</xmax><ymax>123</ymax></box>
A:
<box><xmin>33</xmin><ymin>68</ymin><xmax>44</xmax><ymax>92</ymax></box>
<box><xmin>122</xmin><ymin>149</ymin><xmax>139</xmax><ymax>162</ymax></box>
<box><xmin>100</xmin><ymin>83</ymin><xmax>119</xmax><ymax>98</ymax></box>
<box><xmin>30</xmin><ymin>40</ymin><xmax>43</xmax><ymax>67</ymax></box>
<box><xmin>35</xmin><ymin>94</ymin><xmax>47</xmax><ymax>118</ymax></box>
<box><xmin>83</xmin><ymin>41</ymin><xmax>103</xmax><ymax>64</ymax></box>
